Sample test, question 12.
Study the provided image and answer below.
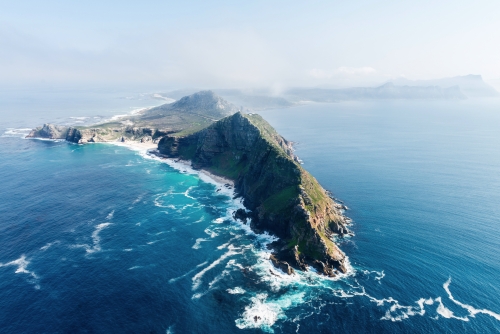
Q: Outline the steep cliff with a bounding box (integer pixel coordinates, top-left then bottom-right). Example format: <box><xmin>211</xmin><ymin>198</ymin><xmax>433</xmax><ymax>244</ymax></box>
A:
<box><xmin>158</xmin><ymin>112</ymin><xmax>350</xmax><ymax>276</ymax></box>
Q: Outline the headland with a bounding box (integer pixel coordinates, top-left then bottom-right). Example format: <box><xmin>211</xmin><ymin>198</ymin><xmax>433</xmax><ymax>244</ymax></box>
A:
<box><xmin>26</xmin><ymin>90</ymin><xmax>352</xmax><ymax>276</ymax></box>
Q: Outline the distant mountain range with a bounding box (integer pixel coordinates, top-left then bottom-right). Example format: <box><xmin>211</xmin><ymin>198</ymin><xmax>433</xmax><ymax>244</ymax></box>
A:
<box><xmin>285</xmin><ymin>75</ymin><xmax>499</xmax><ymax>103</ymax></box>
<box><xmin>285</xmin><ymin>83</ymin><xmax>466</xmax><ymax>102</ymax></box>
<box><xmin>391</xmin><ymin>75</ymin><xmax>499</xmax><ymax>98</ymax></box>
<box><xmin>150</xmin><ymin>75</ymin><xmax>498</xmax><ymax>110</ymax></box>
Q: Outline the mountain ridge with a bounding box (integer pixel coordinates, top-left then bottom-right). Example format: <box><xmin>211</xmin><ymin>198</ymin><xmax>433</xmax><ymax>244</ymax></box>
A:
<box><xmin>157</xmin><ymin>112</ymin><xmax>351</xmax><ymax>276</ymax></box>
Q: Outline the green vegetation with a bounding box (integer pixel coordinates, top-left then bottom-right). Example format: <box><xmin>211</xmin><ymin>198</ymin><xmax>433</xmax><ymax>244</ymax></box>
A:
<box><xmin>262</xmin><ymin>185</ymin><xmax>299</xmax><ymax>213</ymax></box>
<box><xmin>158</xmin><ymin>111</ymin><xmax>348</xmax><ymax>272</ymax></box>
<box><xmin>24</xmin><ymin>89</ymin><xmax>348</xmax><ymax>274</ymax></box>
<box><xmin>206</xmin><ymin>150</ymin><xmax>250</xmax><ymax>180</ymax></box>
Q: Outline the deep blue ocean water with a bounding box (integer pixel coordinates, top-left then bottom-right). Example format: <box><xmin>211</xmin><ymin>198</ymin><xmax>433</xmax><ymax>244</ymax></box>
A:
<box><xmin>1</xmin><ymin>95</ymin><xmax>499</xmax><ymax>333</ymax></box>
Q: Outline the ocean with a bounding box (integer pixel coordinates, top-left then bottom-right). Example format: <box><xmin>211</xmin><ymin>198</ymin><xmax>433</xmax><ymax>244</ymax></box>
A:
<box><xmin>0</xmin><ymin>92</ymin><xmax>499</xmax><ymax>333</ymax></box>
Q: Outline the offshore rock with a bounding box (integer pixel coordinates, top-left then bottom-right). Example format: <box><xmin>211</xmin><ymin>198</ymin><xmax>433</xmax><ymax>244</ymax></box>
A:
<box><xmin>27</xmin><ymin>124</ymin><xmax>67</xmax><ymax>139</ymax></box>
<box><xmin>270</xmin><ymin>254</ymin><xmax>295</xmax><ymax>275</ymax></box>
<box><xmin>232</xmin><ymin>208</ymin><xmax>249</xmax><ymax>224</ymax></box>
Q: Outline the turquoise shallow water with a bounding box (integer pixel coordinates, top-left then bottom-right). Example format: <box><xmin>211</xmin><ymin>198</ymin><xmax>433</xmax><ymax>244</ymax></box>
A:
<box><xmin>0</xmin><ymin>97</ymin><xmax>499</xmax><ymax>333</ymax></box>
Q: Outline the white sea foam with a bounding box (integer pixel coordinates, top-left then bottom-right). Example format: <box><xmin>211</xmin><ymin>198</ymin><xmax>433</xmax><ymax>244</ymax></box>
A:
<box><xmin>117</xmin><ymin>144</ymin><xmax>376</xmax><ymax>329</ymax></box>
<box><xmin>227</xmin><ymin>287</ymin><xmax>246</xmax><ymax>294</ymax></box>
<box><xmin>217</xmin><ymin>236</ymin><xmax>240</xmax><ymax>250</ymax></box>
<box><xmin>235</xmin><ymin>293</ymin><xmax>280</xmax><ymax>331</ymax></box>
<box><xmin>235</xmin><ymin>292</ymin><xmax>305</xmax><ymax>332</ymax></box>
<box><xmin>331</xmin><ymin>277</ymin><xmax>500</xmax><ymax>323</ymax></box>
<box><xmin>443</xmin><ymin>277</ymin><xmax>500</xmax><ymax>321</ymax></box>
<box><xmin>178</xmin><ymin>203</ymin><xmax>199</xmax><ymax>213</ymax></box>
<box><xmin>2</xmin><ymin>128</ymin><xmax>33</xmax><ymax>137</ymax></box>
<box><xmin>146</xmin><ymin>239</ymin><xmax>164</xmax><ymax>245</ymax></box>
<box><xmin>0</xmin><ymin>255</ymin><xmax>40</xmax><ymax>289</ymax></box>
<box><xmin>193</xmin><ymin>217</ymin><xmax>205</xmax><ymax>224</ymax></box>
<box><xmin>208</xmin><ymin>269</ymin><xmax>231</xmax><ymax>289</ymax></box>
<box><xmin>40</xmin><ymin>241</ymin><xmax>59</xmax><ymax>251</ymax></box>
<box><xmin>91</xmin><ymin>223</ymin><xmax>111</xmax><ymax>251</ymax></box>
<box><xmin>132</xmin><ymin>194</ymin><xmax>144</xmax><ymax>205</ymax></box>
<box><xmin>149</xmin><ymin>155</ymin><xmax>235</xmax><ymax>196</ymax></box>
<box><xmin>106</xmin><ymin>210</ymin><xmax>115</xmax><ymax>220</ymax></box>
<box><xmin>204</xmin><ymin>227</ymin><xmax>220</xmax><ymax>238</ymax></box>
<box><xmin>153</xmin><ymin>188</ymin><xmax>197</xmax><ymax>209</ymax></box>
<box><xmin>361</xmin><ymin>269</ymin><xmax>385</xmax><ymax>283</ymax></box>
<box><xmin>169</xmin><ymin>261</ymin><xmax>208</xmax><ymax>284</ymax></box>
<box><xmin>192</xmin><ymin>238</ymin><xmax>209</xmax><ymax>249</ymax></box>
<box><xmin>374</xmin><ymin>270</ymin><xmax>385</xmax><ymax>281</ymax></box>
<box><xmin>128</xmin><ymin>265</ymin><xmax>143</xmax><ymax>270</ymax></box>
<box><xmin>73</xmin><ymin>222</ymin><xmax>112</xmax><ymax>254</ymax></box>
<box><xmin>184</xmin><ymin>186</ymin><xmax>196</xmax><ymax>200</ymax></box>
<box><xmin>217</xmin><ymin>242</ymin><xmax>231</xmax><ymax>250</ymax></box>
<box><xmin>26</xmin><ymin>137</ymin><xmax>65</xmax><ymax>142</ymax></box>
<box><xmin>192</xmin><ymin>246</ymin><xmax>239</xmax><ymax>290</ymax></box>
<box><xmin>226</xmin><ymin>259</ymin><xmax>245</xmax><ymax>270</ymax></box>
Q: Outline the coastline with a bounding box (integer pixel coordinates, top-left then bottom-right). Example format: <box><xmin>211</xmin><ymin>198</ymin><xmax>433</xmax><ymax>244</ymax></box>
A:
<box><xmin>107</xmin><ymin>141</ymin><xmax>237</xmax><ymax>202</ymax></box>
<box><xmin>108</xmin><ymin>140</ymin><xmax>157</xmax><ymax>151</ymax></box>
<box><xmin>23</xmin><ymin>110</ymin><xmax>353</xmax><ymax>278</ymax></box>
<box><xmin>148</xmin><ymin>152</ymin><xmax>235</xmax><ymax>187</ymax></box>
<box><xmin>143</xmin><ymin>147</ymin><xmax>355</xmax><ymax>280</ymax></box>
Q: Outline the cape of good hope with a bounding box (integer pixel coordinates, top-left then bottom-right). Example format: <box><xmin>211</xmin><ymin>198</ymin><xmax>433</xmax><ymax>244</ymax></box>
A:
<box><xmin>27</xmin><ymin>90</ymin><xmax>352</xmax><ymax>276</ymax></box>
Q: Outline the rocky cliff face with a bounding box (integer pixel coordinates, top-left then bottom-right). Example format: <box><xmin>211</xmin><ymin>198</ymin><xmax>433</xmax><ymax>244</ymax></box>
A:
<box><xmin>158</xmin><ymin>112</ymin><xmax>351</xmax><ymax>276</ymax></box>
<box><xmin>26</xmin><ymin>124</ymin><xmax>168</xmax><ymax>144</ymax></box>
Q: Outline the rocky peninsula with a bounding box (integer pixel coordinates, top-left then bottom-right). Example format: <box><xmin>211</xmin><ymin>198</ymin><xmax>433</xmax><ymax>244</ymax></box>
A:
<box><xmin>27</xmin><ymin>90</ymin><xmax>351</xmax><ymax>276</ymax></box>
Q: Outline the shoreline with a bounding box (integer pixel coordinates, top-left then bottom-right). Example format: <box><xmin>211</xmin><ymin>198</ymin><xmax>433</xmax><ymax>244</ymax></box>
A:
<box><xmin>108</xmin><ymin>140</ymin><xmax>157</xmax><ymax>151</ymax></box>
<box><xmin>144</xmin><ymin>149</ymin><xmax>236</xmax><ymax>197</ymax></box>
<box><xmin>24</xmin><ymin>134</ymin><xmax>355</xmax><ymax>279</ymax></box>
<box><xmin>156</xmin><ymin>155</ymin><xmax>235</xmax><ymax>187</ymax></box>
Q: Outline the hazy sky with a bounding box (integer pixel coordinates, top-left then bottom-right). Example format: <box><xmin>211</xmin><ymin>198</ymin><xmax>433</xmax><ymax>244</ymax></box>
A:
<box><xmin>1</xmin><ymin>0</ymin><xmax>499</xmax><ymax>90</ymax></box>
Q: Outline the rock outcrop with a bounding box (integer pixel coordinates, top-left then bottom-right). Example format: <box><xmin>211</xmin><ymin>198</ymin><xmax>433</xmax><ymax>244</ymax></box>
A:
<box><xmin>158</xmin><ymin>112</ymin><xmax>351</xmax><ymax>276</ymax></box>
<box><xmin>27</xmin><ymin>124</ymin><xmax>169</xmax><ymax>144</ymax></box>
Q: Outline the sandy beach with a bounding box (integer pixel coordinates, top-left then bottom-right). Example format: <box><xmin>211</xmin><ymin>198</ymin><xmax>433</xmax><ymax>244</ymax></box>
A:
<box><xmin>111</xmin><ymin>140</ymin><xmax>236</xmax><ymax>192</ymax></box>
<box><xmin>108</xmin><ymin>140</ymin><xmax>157</xmax><ymax>151</ymax></box>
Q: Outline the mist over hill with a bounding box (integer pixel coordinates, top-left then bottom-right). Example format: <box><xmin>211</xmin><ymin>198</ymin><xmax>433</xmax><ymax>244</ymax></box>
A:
<box><xmin>144</xmin><ymin>90</ymin><xmax>240</xmax><ymax>119</ymax></box>
<box><xmin>284</xmin><ymin>83</ymin><xmax>466</xmax><ymax>103</ymax></box>
<box><xmin>146</xmin><ymin>75</ymin><xmax>497</xmax><ymax>110</ymax></box>
<box><xmin>391</xmin><ymin>75</ymin><xmax>499</xmax><ymax>98</ymax></box>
